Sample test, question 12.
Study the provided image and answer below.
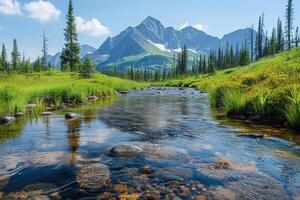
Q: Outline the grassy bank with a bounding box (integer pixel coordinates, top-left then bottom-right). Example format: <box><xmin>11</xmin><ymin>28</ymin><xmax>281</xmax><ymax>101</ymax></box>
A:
<box><xmin>0</xmin><ymin>72</ymin><xmax>148</xmax><ymax>117</ymax></box>
<box><xmin>164</xmin><ymin>48</ymin><xmax>300</xmax><ymax>128</ymax></box>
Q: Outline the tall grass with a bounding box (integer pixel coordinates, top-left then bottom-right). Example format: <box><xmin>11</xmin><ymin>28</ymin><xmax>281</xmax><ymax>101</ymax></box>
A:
<box><xmin>166</xmin><ymin>47</ymin><xmax>300</xmax><ymax>128</ymax></box>
<box><xmin>223</xmin><ymin>90</ymin><xmax>246</xmax><ymax>115</ymax></box>
<box><xmin>251</xmin><ymin>90</ymin><xmax>271</xmax><ymax>118</ymax></box>
<box><xmin>0</xmin><ymin>73</ymin><xmax>148</xmax><ymax>117</ymax></box>
<box><xmin>285</xmin><ymin>89</ymin><xmax>300</xmax><ymax>128</ymax></box>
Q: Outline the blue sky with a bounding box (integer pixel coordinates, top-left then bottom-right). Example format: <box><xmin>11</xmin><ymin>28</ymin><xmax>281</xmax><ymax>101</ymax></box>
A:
<box><xmin>0</xmin><ymin>0</ymin><xmax>299</xmax><ymax>60</ymax></box>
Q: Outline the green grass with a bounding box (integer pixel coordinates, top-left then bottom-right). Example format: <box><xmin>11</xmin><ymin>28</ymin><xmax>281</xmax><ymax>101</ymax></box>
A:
<box><xmin>0</xmin><ymin>72</ymin><xmax>148</xmax><ymax>117</ymax></box>
<box><xmin>164</xmin><ymin>47</ymin><xmax>300</xmax><ymax>128</ymax></box>
<box><xmin>223</xmin><ymin>90</ymin><xmax>246</xmax><ymax>115</ymax></box>
<box><xmin>285</xmin><ymin>88</ymin><xmax>300</xmax><ymax>128</ymax></box>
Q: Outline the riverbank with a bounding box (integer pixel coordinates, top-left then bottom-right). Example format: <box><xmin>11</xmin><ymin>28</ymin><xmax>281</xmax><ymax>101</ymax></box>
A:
<box><xmin>164</xmin><ymin>48</ymin><xmax>300</xmax><ymax>129</ymax></box>
<box><xmin>0</xmin><ymin>72</ymin><xmax>148</xmax><ymax>119</ymax></box>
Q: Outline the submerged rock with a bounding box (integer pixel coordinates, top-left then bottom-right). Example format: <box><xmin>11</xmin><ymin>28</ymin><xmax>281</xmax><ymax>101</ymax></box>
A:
<box><xmin>15</xmin><ymin>112</ymin><xmax>25</xmax><ymax>118</ymax></box>
<box><xmin>109</xmin><ymin>144</ymin><xmax>142</xmax><ymax>157</ymax></box>
<box><xmin>118</xmin><ymin>90</ymin><xmax>129</xmax><ymax>95</ymax></box>
<box><xmin>57</xmin><ymin>104</ymin><xmax>67</xmax><ymax>110</ymax></box>
<box><xmin>41</xmin><ymin>112</ymin><xmax>52</xmax><ymax>116</ymax></box>
<box><xmin>216</xmin><ymin>159</ymin><xmax>234</xmax><ymax>169</ymax></box>
<box><xmin>76</xmin><ymin>163</ymin><xmax>110</xmax><ymax>191</ymax></box>
<box><xmin>88</xmin><ymin>96</ymin><xmax>98</xmax><ymax>100</ymax></box>
<box><xmin>65</xmin><ymin>113</ymin><xmax>79</xmax><ymax>119</ymax></box>
<box><xmin>237</xmin><ymin>133</ymin><xmax>264</xmax><ymax>139</ymax></box>
<box><xmin>0</xmin><ymin>116</ymin><xmax>16</xmax><ymax>125</ymax></box>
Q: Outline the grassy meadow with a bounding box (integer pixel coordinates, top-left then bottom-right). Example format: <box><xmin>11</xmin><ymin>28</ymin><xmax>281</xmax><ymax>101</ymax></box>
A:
<box><xmin>164</xmin><ymin>47</ymin><xmax>300</xmax><ymax>128</ymax></box>
<box><xmin>0</xmin><ymin>72</ymin><xmax>148</xmax><ymax>117</ymax></box>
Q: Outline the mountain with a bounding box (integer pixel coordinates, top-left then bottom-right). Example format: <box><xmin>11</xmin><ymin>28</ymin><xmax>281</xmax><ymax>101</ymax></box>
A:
<box><xmin>47</xmin><ymin>44</ymin><xmax>96</xmax><ymax>68</ymax></box>
<box><xmin>89</xmin><ymin>16</ymin><xmax>255</xmax><ymax>71</ymax></box>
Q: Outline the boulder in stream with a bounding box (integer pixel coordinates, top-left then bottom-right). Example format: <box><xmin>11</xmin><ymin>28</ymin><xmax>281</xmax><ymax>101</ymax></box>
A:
<box><xmin>41</xmin><ymin>112</ymin><xmax>52</xmax><ymax>116</ymax></box>
<box><xmin>15</xmin><ymin>112</ymin><xmax>25</xmax><ymax>118</ymax></box>
<box><xmin>0</xmin><ymin>116</ymin><xmax>16</xmax><ymax>125</ymax></box>
<box><xmin>65</xmin><ymin>113</ymin><xmax>80</xmax><ymax>119</ymax></box>
<box><xmin>109</xmin><ymin>144</ymin><xmax>142</xmax><ymax>157</ymax></box>
<box><xmin>88</xmin><ymin>96</ymin><xmax>98</xmax><ymax>100</ymax></box>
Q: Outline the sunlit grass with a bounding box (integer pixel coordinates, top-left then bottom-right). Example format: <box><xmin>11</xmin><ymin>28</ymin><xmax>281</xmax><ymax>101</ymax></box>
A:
<box><xmin>0</xmin><ymin>72</ymin><xmax>148</xmax><ymax>117</ymax></box>
<box><xmin>164</xmin><ymin>47</ymin><xmax>300</xmax><ymax>127</ymax></box>
<box><xmin>223</xmin><ymin>90</ymin><xmax>246</xmax><ymax>115</ymax></box>
<box><xmin>285</xmin><ymin>88</ymin><xmax>300</xmax><ymax>128</ymax></box>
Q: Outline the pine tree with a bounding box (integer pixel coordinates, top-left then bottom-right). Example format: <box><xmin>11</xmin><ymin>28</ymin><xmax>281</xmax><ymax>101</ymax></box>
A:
<box><xmin>61</xmin><ymin>0</ymin><xmax>81</xmax><ymax>71</ymax></box>
<box><xmin>250</xmin><ymin>25</ymin><xmax>255</xmax><ymax>61</ymax></box>
<box><xmin>207</xmin><ymin>52</ymin><xmax>215</xmax><ymax>73</ymax></box>
<box><xmin>80</xmin><ymin>56</ymin><xmax>95</xmax><ymax>78</ymax></box>
<box><xmin>239</xmin><ymin>48</ymin><xmax>250</xmax><ymax>66</ymax></box>
<box><xmin>11</xmin><ymin>39</ymin><xmax>21</xmax><ymax>71</ymax></box>
<box><xmin>295</xmin><ymin>27</ymin><xmax>299</xmax><ymax>47</ymax></box>
<box><xmin>256</xmin><ymin>14</ymin><xmax>264</xmax><ymax>58</ymax></box>
<box><xmin>269</xmin><ymin>28</ymin><xmax>277</xmax><ymax>55</ymax></box>
<box><xmin>263</xmin><ymin>30</ymin><xmax>269</xmax><ymax>56</ymax></box>
<box><xmin>1</xmin><ymin>44</ymin><xmax>8</xmax><ymax>73</ymax></box>
<box><xmin>42</xmin><ymin>31</ymin><xmax>48</xmax><ymax>70</ymax></box>
<box><xmin>285</xmin><ymin>0</ymin><xmax>294</xmax><ymax>50</ymax></box>
<box><xmin>276</xmin><ymin>18</ymin><xmax>284</xmax><ymax>53</ymax></box>
<box><xmin>180</xmin><ymin>45</ymin><xmax>188</xmax><ymax>75</ymax></box>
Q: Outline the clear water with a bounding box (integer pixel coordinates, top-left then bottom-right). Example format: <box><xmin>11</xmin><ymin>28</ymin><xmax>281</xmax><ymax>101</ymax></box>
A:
<box><xmin>0</xmin><ymin>88</ymin><xmax>299</xmax><ymax>200</ymax></box>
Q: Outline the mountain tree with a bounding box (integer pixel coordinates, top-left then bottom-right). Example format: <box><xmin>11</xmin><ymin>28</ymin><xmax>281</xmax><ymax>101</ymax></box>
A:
<box><xmin>1</xmin><ymin>44</ymin><xmax>8</xmax><ymax>73</ymax></box>
<box><xmin>269</xmin><ymin>28</ymin><xmax>277</xmax><ymax>55</ymax></box>
<box><xmin>256</xmin><ymin>14</ymin><xmax>264</xmax><ymax>58</ymax></box>
<box><xmin>180</xmin><ymin>45</ymin><xmax>188</xmax><ymax>75</ymax></box>
<box><xmin>61</xmin><ymin>0</ymin><xmax>81</xmax><ymax>71</ymax></box>
<box><xmin>263</xmin><ymin>30</ymin><xmax>269</xmax><ymax>56</ymax></box>
<box><xmin>42</xmin><ymin>31</ymin><xmax>48</xmax><ymax>70</ymax></box>
<box><xmin>11</xmin><ymin>39</ymin><xmax>21</xmax><ymax>71</ymax></box>
<box><xmin>285</xmin><ymin>0</ymin><xmax>294</xmax><ymax>50</ymax></box>
<box><xmin>295</xmin><ymin>27</ymin><xmax>299</xmax><ymax>47</ymax></box>
<box><xmin>276</xmin><ymin>18</ymin><xmax>284</xmax><ymax>53</ymax></box>
<box><xmin>250</xmin><ymin>25</ymin><xmax>255</xmax><ymax>61</ymax></box>
<box><xmin>239</xmin><ymin>48</ymin><xmax>250</xmax><ymax>66</ymax></box>
<box><xmin>80</xmin><ymin>56</ymin><xmax>95</xmax><ymax>78</ymax></box>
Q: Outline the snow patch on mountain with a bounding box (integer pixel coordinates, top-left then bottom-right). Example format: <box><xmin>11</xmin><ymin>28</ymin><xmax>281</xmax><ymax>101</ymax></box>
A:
<box><xmin>148</xmin><ymin>40</ymin><xmax>171</xmax><ymax>53</ymax></box>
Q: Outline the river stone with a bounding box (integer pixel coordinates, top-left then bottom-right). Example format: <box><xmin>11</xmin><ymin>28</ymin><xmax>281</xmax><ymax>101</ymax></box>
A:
<box><xmin>0</xmin><ymin>116</ymin><xmax>16</xmax><ymax>125</ymax></box>
<box><xmin>76</xmin><ymin>163</ymin><xmax>110</xmax><ymax>191</ymax></box>
<box><xmin>41</xmin><ymin>112</ymin><xmax>52</xmax><ymax>116</ymax></box>
<box><xmin>65</xmin><ymin>113</ymin><xmax>79</xmax><ymax>119</ymax></box>
<box><xmin>109</xmin><ymin>144</ymin><xmax>142</xmax><ymax>157</ymax></box>
<box><xmin>88</xmin><ymin>96</ymin><xmax>98</xmax><ymax>100</ymax></box>
<box><xmin>57</xmin><ymin>105</ymin><xmax>67</xmax><ymax>110</ymax></box>
<box><xmin>237</xmin><ymin>133</ymin><xmax>264</xmax><ymax>139</ymax></box>
<box><xmin>15</xmin><ymin>112</ymin><xmax>25</xmax><ymax>118</ymax></box>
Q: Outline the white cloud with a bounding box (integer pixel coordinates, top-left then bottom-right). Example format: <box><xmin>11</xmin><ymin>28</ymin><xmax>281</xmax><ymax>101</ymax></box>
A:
<box><xmin>75</xmin><ymin>16</ymin><xmax>110</xmax><ymax>37</ymax></box>
<box><xmin>24</xmin><ymin>0</ymin><xmax>61</xmax><ymax>23</ymax></box>
<box><xmin>180</xmin><ymin>21</ymin><xmax>207</xmax><ymax>31</ymax></box>
<box><xmin>0</xmin><ymin>0</ymin><xmax>21</xmax><ymax>15</ymax></box>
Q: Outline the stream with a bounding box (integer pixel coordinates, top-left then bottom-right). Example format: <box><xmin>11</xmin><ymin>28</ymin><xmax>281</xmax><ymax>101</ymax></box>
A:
<box><xmin>0</xmin><ymin>87</ymin><xmax>299</xmax><ymax>199</ymax></box>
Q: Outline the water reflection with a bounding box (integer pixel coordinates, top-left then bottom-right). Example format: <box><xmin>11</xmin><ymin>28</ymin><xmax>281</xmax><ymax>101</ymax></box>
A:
<box><xmin>66</xmin><ymin>118</ymin><xmax>81</xmax><ymax>165</ymax></box>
